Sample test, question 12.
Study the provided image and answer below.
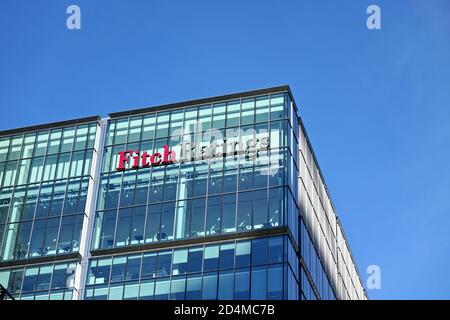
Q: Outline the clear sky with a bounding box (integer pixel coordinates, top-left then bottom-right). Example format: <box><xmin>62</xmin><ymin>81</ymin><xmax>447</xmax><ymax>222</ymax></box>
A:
<box><xmin>1</xmin><ymin>0</ymin><xmax>449</xmax><ymax>299</ymax></box>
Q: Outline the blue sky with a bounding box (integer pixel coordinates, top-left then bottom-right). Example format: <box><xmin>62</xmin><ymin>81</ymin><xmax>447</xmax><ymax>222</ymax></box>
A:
<box><xmin>1</xmin><ymin>0</ymin><xmax>449</xmax><ymax>299</ymax></box>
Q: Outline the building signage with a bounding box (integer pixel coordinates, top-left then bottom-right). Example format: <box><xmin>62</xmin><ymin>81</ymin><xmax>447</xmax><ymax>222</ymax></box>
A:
<box><xmin>116</xmin><ymin>135</ymin><xmax>269</xmax><ymax>171</ymax></box>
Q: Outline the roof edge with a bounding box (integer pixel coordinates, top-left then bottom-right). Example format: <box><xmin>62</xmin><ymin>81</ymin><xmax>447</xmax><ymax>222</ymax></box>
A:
<box><xmin>109</xmin><ymin>85</ymin><xmax>292</xmax><ymax>118</ymax></box>
<box><xmin>0</xmin><ymin>116</ymin><xmax>101</xmax><ymax>137</ymax></box>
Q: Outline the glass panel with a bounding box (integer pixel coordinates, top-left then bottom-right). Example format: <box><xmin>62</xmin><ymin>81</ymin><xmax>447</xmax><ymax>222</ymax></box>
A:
<box><xmin>142</xmin><ymin>253</ymin><xmax>157</xmax><ymax>278</ymax></box>
<box><xmin>139</xmin><ymin>279</ymin><xmax>155</xmax><ymax>300</ymax></box>
<box><xmin>186</xmin><ymin>274</ymin><xmax>201</xmax><ymax>300</ymax></box>
<box><xmin>115</xmin><ymin>208</ymin><xmax>132</xmax><ymax>247</ymax></box>
<box><xmin>0</xmin><ymin>137</ymin><xmax>11</xmax><ymax>162</ymax></box>
<box><xmin>156</xmin><ymin>251</ymin><xmax>172</xmax><ymax>277</ymax></box>
<box><xmin>170</xmin><ymin>276</ymin><xmax>186</xmax><ymax>300</ymax></box>
<box><xmin>270</xmin><ymin>94</ymin><xmax>286</xmax><ymax>120</ymax></box>
<box><xmin>241</xmin><ymin>98</ymin><xmax>255</xmax><ymax>125</ymax></box>
<box><xmin>60</xmin><ymin>127</ymin><xmax>75</xmax><ymax>153</ymax></box>
<box><xmin>237</xmin><ymin>192</ymin><xmax>252</xmax><ymax>232</ymax></box>
<box><xmin>187</xmin><ymin>247</ymin><xmax>203</xmax><ymax>273</ymax></box>
<box><xmin>205</xmin><ymin>195</ymin><xmax>221</xmax><ymax>236</ymax></box>
<box><xmin>226</xmin><ymin>100</ymin><xmax>240</xmax><ymax>127</ymax></box>
<box><xmin>235</xmin><ymin>241</ymin><xmax>251</xmax><ymax>268</ymax></box>
<box><xmin>155</xmin><ymin>112</ymin><xmax>170</xmax><ymax>138</ymax></box>
<box><xmin>221</xmin><ymin>193</ymin><xmax>236</xmax><ymax>233</ymax></box>
<box><xmin>190</xmin><ymin>198</ymin><xmax>205</xmax><ymax>238</ymax></box>
<box><xmin>154</xmin><ymin>277</ymin><xmax>170</xmax><ymax>299</ymax></box>
<box><xmin>160</xmin><ymin>202</ymin><xmax>175</xmax><ymax>241</ymax></box>
<box><xmin>128</xmin><ymin>116</ymin><xmax>142</xmax><ymax>143</ymax></box>
<box><xmin>234</xmin><ymin>268</ymin><xmax>250</xmax><ymax>300</ymax></box>
<box><xmin>201</xmin><ymin>272</ymin><xmax>217</xmax><ymax>300</ymax></box>
<box><xmin>255</xmin><ymin>95</ymin><xmax>270</xmax><ymax>123</ymax></box>
<box><xmin>218</xmin><ymin>270</ymin><xmax>234</xmax><ymax>300</ymax></box>
<box><xmin>126</xmin><ymin>255</ymin><xmax>141</xmax><ymax>280</ymax></box>
<box><xmin>172</xmin><ymin>249</ymin><xmax>188</xmax><ymax>275</ymax></box>
<box><xmin>57</xmin><ymin>216</ymin><xmax>75</xmax><ymax>253</ymax></box>
<box><xmin>34</xmin><ymin>131</ymin><xmax>49</xmax><ymax>156</ymax></box>
<box><xmin>212</xmin><ymin>103</ymin><xmax>226</xmax><ymax>129</ymax></box>
<box><xmin>251</xmin><ymin>238</ymin><xmax>267</xmax><ymax>266</ymax></box>
<box><xmin>253</xmin><ymin>189</ymin><xmax>267</xmax><ymax>229</ymax></box>
<box><xmin>142</xmin><ymin>114</ymin><xmax>156</xmax><ymax>141</ymax></box>
<box><xmin>74</xmin><ymin>125</ymin><xmax>89</xmax><ymax>150</ymax></box>
<box><xmin>145</xmin><ymin>204</ymin><xmax>161</xmax><ymax>243</ymax></box>
<box><xmin>268</xmin><ymin>236</ymin><xmax>284</xmax><ymax>264</ymax></box>
<box><xmin>267</xmin><ymin>264</ymin><xmax>283</xmax><ymax>299</ymax></box>
<box><xmin>251</xmin><ymin>266</ymin><xmax>267</xmax><ymax>299</ymax></box>
<box><xmin>130</xmin><ymin>206</ymin><xmax>145</xmax><ymax>245</ymax></box>
<box><xmin>219</xmin><ymin>243</ymin><xmax>234</xmax><ymax>270</ymax></box>
<box><xmin>111</xmin><ymin>256</ymin><xmax>127</xmax><ymax>282</ymax></box>
<box><xmin>124</xmin><ymin>281</ymin><xmax>139</xmax><ymax>300</ymax></box>
<box><xmin>114</xmin><ymin>118</ymin><xmax>129</xmax><ymax>144</ymax></box>
<box><xmin>203</xmin><ymin>244</ymin><xmax>219</xmax><ymax>271</ymax></box>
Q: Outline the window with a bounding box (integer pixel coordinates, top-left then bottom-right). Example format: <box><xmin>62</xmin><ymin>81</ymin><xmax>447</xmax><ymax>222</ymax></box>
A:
<box><xmin>234</xmin><ymin>268</ymin><xmax>250</xmax><ymax>300</ymax></box>
<box><xmin>235</xmin><ymin>241</ymin><xmax>250</xmax><ymax>268</ymax></box>
<box><xmin>74</xmin><ymin>125</ymin><xmax>89</xmax><ymax>150</ymax></box>
<box><xmin>139</xmin><ymin>279</ymin><xmax>155</xmax><ymax>300</ymax></box>
<box><xmin>170</xmin><ymin>276</ymin><xmax>186</xmax><ymax>300</ymax></box>
<box><xmin>126</xmin><ymin>255</ymin><xmax>141</xmax><ymax>280</ymax></box>
<box><xmin>60</xmin><ymin>127</ymin><xmax>75</xmax><ymax>153</ymax></box>
<box><xmin>127</xmin><ymin>117</ymin><xmax>142</xmax><ymax>143</ymax></box>
<box><xmin>114</xmin><ymin>118</ymin><xmax>128</xmax><ymax>144</ymax></box>
<box><xmin>253</xmin><ymin>190</ymin><xmax>267</xmax><ymax>229</ymax></box>
<box><xmin>218</xmin><ymin>270</ymin><xmax>234</xmax><ymax>299</ymax></box>
<box><xmin>226</xmin><ymin>101</ymin><xmax>240</xmax><ymax>127</ymax></box>
<box><xmin>241</xmin><ymin>99</ymin><xmax>255</xmax><ymax>125</ymax></box>
<box><xmin>221</xmin><ymin>194</ymin><xmax>236</xmax><ymax>233</ymax></box>
<box><xmin>145</xmin><ymin>204</ymin><xmax>161</xmax><ymax>243</ymax></box>
<box><xmin>115</xmin><ymin>208</ymin><xmax>132</xmax><ymax>247</ymax></box>
<box><xmin>219</xmin><ymin>243</ymin><xmax>234</xmax><ymax>270</ymax></box>
<box><xmin>186</xmin><ymin>274</ymin><xmax>201</xmax><ymax>300</ymax></box>
<box><xmin>111</xmin><ymin>256</ymin><xmax>127</xmax><ymax>282</ymax></box>
<box><xmin>205</xmin><ymin>196</ymin><xmax>221</xmax><ymax>236</ymax></box>
<box><xmin>237</xmin><ymin>192</ymin><xmax>252</xmax><ymax>231</ymax></box>
<box><xmin>255</xmin><ymin>96</ymin><xmax>270</xmax><ymax>123</ymax></box>
<box><xmin>270</xmin><ymin>94</ymin><xmax>286</xmax><ymax>120</ymax></box>
<box><xmin>268</xmin><ymin>236</ymin><xmax>284</xmax><ymax>264</ymax></box>
<box><xmin>251</xmin><ymin>238</ymin><xmax>267</xmax><ymax>266</ymax></box>
<box><xmin>267</xmin><ymin>264</ymin><xmax>283</xmax><ymax>300</ymax></box>
<box><xmin>203</xmin><ymin>244</ymin><xmax>219</xmax><ymax>271</ymax></box>
<box><xmin>189</xmin><ymin>198</ymin><xmax>205</xmax><ymax>238</ymax></box>
<box><xmin>100</xmin><ymin>210</ymin><xmax>117</xmax><ymax>249</ymax></box>
<box><xmin>202</xmin><ymin>272</ymin><xmax>217</xmax><ymax>300</ymax></box>
<box><xmin>141</xmin><ymin>253</ymin><xmax>157</xmax><ymax>279</ymax></box>
<box><xmin>268</xmin><ymin>188</ymin><xmax>283</xmax><ymax>227</ymax></box>
<box><xmin>160</xmin><ymin>202</ymin><xmax>175</xmax><ymax>241</ymax></box>
<box><xmin>172</xmin><ymin>249</ymin><xmax>188</xmax><ymax>275</ymax></box>
<box><xmin>123</xmin><ymin>281</ymin><xmax>139</xmax><ymax>300</ymax></box>
<box><xmin>130</xmin><ymin>206</ymin><xmax>145</xmax><ymax>245</ymax></box>
<box><xmin>251</xmin><ymin>266</ymin><xmax>267</xmax><ymax>299</ymax></box>
<box><xmin>187</xmin><ymin>247</ymin><xmax>203</xmax><ymax>273</ymax></box>
<box><xmin>156</xmin><ymin>251</ymin><xmax>172</xmax><ymax>277</ymax></box>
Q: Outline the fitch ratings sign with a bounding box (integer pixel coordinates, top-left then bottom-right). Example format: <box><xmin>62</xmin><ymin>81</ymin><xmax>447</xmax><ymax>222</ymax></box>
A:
<box><xmin>116</xmin><ymin>134</ymin><xmax>270</xmax><ymax>171</ymax></box>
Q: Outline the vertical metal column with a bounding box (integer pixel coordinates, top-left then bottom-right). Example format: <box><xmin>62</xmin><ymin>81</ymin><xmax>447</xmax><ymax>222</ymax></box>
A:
<box><xmin>72</xmin><ymin>118</ymin><xmax>107</xmax><ymax>300</ymax></box>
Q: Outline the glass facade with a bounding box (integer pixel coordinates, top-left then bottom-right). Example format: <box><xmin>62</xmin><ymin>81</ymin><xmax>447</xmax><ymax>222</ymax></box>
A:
<box><xmin>84</xmin><ymin>235</ymin><xmax>298</xmax><ymax>300</ymax></box>
<box><xmin>0</xmin><ymin>86</ymin><xmax>367</xmax><ymax>300</ymax></box>
<box><xmin>0</xmin><ymin>122</ymin><xmax>97</xmax><ymax>262</ymax></box>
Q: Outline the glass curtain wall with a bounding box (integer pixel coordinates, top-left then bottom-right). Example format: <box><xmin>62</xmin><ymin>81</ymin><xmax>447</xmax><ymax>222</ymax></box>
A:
<box><xmin>0</xmin><ymin>122</ymin><xmax>97</xmax><ymax>262</ymax></box>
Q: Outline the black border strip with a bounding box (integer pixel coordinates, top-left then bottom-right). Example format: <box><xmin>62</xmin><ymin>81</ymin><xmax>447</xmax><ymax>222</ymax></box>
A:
<box><xmin>0</xmin><ymin>116</ymin><xmax>101</xmax><ymax>137</ymax></box>
<box><xmin>108</xmin><ymin>85</ymin><xmax>293</xmax><ymax>118</ymax></box>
